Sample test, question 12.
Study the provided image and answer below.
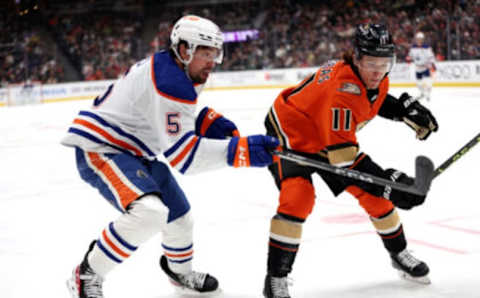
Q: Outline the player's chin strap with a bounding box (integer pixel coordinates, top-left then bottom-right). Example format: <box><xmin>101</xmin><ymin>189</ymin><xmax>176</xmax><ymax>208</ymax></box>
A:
<box><xmin>171</xmin><ymin>45</ymin><xmax>194</xmax><ymax>80</ymax></box>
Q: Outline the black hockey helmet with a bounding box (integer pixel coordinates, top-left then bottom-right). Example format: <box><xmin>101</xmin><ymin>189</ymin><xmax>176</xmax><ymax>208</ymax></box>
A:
<box><xmin>354</xmin><ymin>23</ymin><xmax>395</xmax><ymax>58</ymax></box>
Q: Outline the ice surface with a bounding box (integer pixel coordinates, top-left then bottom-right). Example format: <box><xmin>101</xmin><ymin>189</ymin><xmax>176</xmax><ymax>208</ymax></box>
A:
<box><xmin>1</xmin><ymin>87</ymin><xmax>479</xmax><ymax>297</ymax></box>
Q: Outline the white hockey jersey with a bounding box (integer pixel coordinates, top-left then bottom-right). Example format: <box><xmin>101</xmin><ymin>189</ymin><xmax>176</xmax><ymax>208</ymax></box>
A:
<box><xmin>61</xmin><ymin>51</ymin><xmax>229</xmax><ymax>175</ymax></box>
<box><xmin>408</xmin><ymin>44</ymin><xmax>435</xmax><ymax>73</ymax></box>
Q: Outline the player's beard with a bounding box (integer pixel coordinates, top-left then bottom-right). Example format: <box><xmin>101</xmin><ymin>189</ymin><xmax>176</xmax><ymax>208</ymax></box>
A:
<box><xmin>191</xmin><ymin>68</ymin><xmax>212</xmax><ymax>84</ymax></box>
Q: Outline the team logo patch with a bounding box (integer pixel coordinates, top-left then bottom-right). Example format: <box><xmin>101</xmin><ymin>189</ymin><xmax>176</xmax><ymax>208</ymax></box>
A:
<box><xmin>136</xmin><ymin>169</ymin><xmax>148</xmax><ymax>178</ymax></box>
<box><xmin>338</xmin><ymin>82</ymin><xmax>361</xmax><ymax>95</ymax></box>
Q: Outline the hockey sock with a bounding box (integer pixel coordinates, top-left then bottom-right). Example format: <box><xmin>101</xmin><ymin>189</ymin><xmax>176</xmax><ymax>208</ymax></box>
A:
<box><xmin>161</xmin><ymin>211</ymin><xmax>194</xmax><ymax>274</ymax></box>
<box><xmin>370</xmin><ymin>208</ymin><xmax>407</xmax><ymax>254</ymax></box>
<box><xmin>267</xmin><ymin>214</ymin><xmax>303</xmax><ymax>276</ymax></box>
<box><xmin>87</xmin><ymin>195</ymin><xmax>170</xmax><ymax>277</ymax></box>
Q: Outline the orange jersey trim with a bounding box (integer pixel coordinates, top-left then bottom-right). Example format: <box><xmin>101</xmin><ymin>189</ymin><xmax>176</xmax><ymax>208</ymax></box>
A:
<box><xmin>74</xmin><ymin>118</ymin><xmax>143</xmax><ymax>156</ymax></box>
<box><xmin>170</xmin><ymin>136</ymin><xmax>199</xmax><ymax>167</ymax></box>
<box><xmin>87</xmin><ymin>152</ymin><xmax>139</xmax><ymax>208</ymax></box>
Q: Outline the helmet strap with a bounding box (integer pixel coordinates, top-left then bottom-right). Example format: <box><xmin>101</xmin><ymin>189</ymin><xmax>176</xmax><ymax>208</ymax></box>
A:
<box><xmin>172</xmin><ymin>41</ymin><xmax>197</xmax><ymax>80</ymax></box>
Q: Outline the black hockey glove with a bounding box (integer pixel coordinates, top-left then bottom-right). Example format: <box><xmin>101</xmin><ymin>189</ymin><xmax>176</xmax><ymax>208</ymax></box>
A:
<box><xmin>383</xmin><ymin>169</ymin><xmax>426</xmax><ymax>210</ymax></box>
<box><xmin>398</xmin><ymin>93</ymin><xmax>438</xmax><ymax>140</ymax></box>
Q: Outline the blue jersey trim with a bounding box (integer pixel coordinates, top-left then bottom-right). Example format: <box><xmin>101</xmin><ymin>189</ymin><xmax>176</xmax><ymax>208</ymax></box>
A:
<box><xmin>79</xmin><ymin>111</ymin><xmax>155</xmax><ymax>156</ymax></box>
<box><xmin>152</xmin><ymin>52</ymin><xmax>197</xmax><ymax>102</ymax></box>
<box><xmin>164</xmin><ymin>131</ymin><xmax>195</xmax><ymax>158</ymax></box>
<box><xmin>180</xmin><ymin>137</ymin><xmax>201</xmax><ymax>174</ymax></box>
<box><xmin>68</xmin><ymin>128</ymin><xmax>131</xmax><ymax>155</ymax></box>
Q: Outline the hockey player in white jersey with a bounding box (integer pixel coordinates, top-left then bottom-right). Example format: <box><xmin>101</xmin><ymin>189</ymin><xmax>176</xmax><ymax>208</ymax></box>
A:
<box><xmin>63</xmin><ymin>15</ymin><xmax>279</xmax><ymax>298</ymax></box>
<box><xmin>408</xmin><ymin>32</ymin><xmax>436</xmax><ymax>101</ymax></box>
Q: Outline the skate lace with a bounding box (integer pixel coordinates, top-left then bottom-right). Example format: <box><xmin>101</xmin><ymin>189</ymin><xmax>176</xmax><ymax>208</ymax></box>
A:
<box><xmin>80</xmin><ymin>269</ymin><xmax>104</xmax><ymax>298</ymax></box>
<box><xmin>179</xmin><ymin>271</ymin><xmax>207</xmax><ymax>290</ymax></box>
<box><xmin>271</xmin><ymin>276</ymin><xmax>292</xmax><ymax>297</ymax></box>
<box><xmin>397</xmin><ymin>249</ymin><xmax>421</xmax><ymax>269</ymax></box>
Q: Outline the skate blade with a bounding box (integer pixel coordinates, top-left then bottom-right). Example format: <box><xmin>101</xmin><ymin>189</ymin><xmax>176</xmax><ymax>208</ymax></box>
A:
<box><xmin>168</xmin><ymin>279</ymin><xmax>222</xmax><ymax>296</ymax></box>
<box><xmin>173</xmin><ymin>286</ymin><xmax>222</xmax><ymax>296</ymax></box>
<box><xmin>66</xmin><ymin>279</ymin><xmax>80</xmax><ymax>298</ymax></box>
<box><xmin>397</xmin><ymin>270</ymin><xmax>431</xmax><ymax>285</ymax></box>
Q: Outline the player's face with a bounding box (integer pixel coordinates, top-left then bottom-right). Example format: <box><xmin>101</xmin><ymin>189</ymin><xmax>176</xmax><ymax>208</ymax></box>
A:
<box><xmin>415</xmin><ymin>37</ymin><xmax>424</xmax><ymax>46</ymax></box>
<box><xmin>188</xmin><ymin>46</ymin><xmax>221</xmax><ymax>84</ymax></box>
<box><xmin>355</xmin><ymin>55</ymin><xmax>393</xmax><ymax>89</ymax></box>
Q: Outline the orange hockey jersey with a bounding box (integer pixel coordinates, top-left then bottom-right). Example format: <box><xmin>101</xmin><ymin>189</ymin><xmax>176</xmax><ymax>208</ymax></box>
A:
<box><xmin>268</xmin><ymin>60</ymin><xmax>389</xmax><ymax>167</ymax></box>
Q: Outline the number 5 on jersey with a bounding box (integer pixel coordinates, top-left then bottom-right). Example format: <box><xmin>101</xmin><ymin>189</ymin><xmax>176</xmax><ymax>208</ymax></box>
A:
<box><xmin>331</xmin><ymin>108</ymin><xmax>352</xmax><ymax>131</ymax></box>
<box><xmin>167</xmin><ymin>112</ymin><xmax>181</xmax><ymax>135</ymax></box>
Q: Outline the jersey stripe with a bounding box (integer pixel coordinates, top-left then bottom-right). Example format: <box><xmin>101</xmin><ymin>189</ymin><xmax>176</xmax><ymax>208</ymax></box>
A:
<box><xmin>79</xmin><ymin>111</ymin><xmax>154</xmax><ymax>156</ymax></box>
<box><xmin>179</xmin><ymin>137</ymin><xmax>201</xmax><ymax>174</ymax></box>
<box><xmin>86</xmin><ymin>152</ymin><xmax>143</xmax><ymax>210</ymax></box>
<box><xmin>164</xmin><ymin>131</ymin><xmax>195</xmax><ymax>158</ymax></box>
<box><xmin>170</xmin><ymin>136</ymin><xmax>199</xmax><ymax>167</ymax></box>
<box><xmin>74</xmin><ymin>118</ymin><xmax>143</xmax><ymax>156</ymax></box>
<box><xmin>271</xmin><ymin>106</ymin><xmax>291</xmax><ymax>149</ymax></box>
<box><xmin>68</xmin><ymin>127</ymin><xmax>131</xmax><ymax>155</ymax></box>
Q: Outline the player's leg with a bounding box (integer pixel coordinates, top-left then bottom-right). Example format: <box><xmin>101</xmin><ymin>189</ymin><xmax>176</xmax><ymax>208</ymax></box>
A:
<box><xmin>415</xmin><ymin>71</ymin><xmax>425</xmax><ymax>100</ymax></box>
<box><xmin>68</xmin><ymin>149</ymin><xmax>169</xmax><ymax>298</ymax></box>
<box><xmin>263</xmin><ymin>154</ymin><xmax>316</xmax><ymax>298</ymax></box>
<box><xmin>422</xmin><ymin>74</ymin><xmax>433</xmax><ymax>101</ymax></box>
<box><xmin>150</xmin><ymin>161</ymin><xmax>218</xmax><ymax>293</ymax></box>
<box><xmin>346</xmin><ymin>186</ymin><xmax>430</xmax><ymax>283</ymax></box>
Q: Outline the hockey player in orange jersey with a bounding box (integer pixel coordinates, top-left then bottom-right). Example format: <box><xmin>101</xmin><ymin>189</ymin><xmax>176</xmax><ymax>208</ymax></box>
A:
<box><xmin>262</xmin><ymin>23</ymin><xmax>439</xmax><ymax>298</ymax></box>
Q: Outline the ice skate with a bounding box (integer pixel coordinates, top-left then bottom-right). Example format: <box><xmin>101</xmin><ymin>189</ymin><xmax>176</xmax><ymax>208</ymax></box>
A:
<box><xmin>390</xmin><ymin>249</ymin><xmax>431</xmax><ymax>284</ymax></box>
<box><xmin>263</xmin><ymin>274</ymin><xmax>291</xmax><ymax>298</ymax></box>
<box><xmin>66</xmin><ymin>259</ymin><xmax>104</xmax><ymax>298</ymax></box>
<box><xmin>160</xmin><ymin>255</ymin><xmax>219</xmax><ymax>295</ymax></box>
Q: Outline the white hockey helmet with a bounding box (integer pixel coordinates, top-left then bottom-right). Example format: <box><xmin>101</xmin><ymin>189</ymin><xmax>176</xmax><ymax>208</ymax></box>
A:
<box><xmin>170</xmin><ymin>15</ymin><xmax>224</xmax><ymax>65</ymax></box>
<box><xmin>415</xmin><ymin>32</ymin><xmax>425</xmax><ymax>40</ymax></box>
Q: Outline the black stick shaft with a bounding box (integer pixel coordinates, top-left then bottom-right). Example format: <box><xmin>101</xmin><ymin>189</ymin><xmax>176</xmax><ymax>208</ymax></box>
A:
<box><xmin>273</xmin><ymin>150</ymin><xmax>430</xmax><ymax>195</ymax></box>
<box><xmin>433</xmin><ymin>132</ymin><xmax>480</xmax><ymax>179</ymax></box>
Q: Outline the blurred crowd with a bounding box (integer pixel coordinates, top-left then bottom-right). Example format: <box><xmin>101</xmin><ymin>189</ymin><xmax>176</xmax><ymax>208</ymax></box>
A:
<box><xmin>48</xmin><ymin>12</ymin><xmax>144</xmax><ymax>81</ymax></box>
<box><xmin>1</xmin><ymin>0</ymin><xmax>479</xmax><ymax>84</ymax></box>
<box><xmin>0</xmin><ymin>10</ymin><xmax>64</xmax><ymax>86</ymax></box>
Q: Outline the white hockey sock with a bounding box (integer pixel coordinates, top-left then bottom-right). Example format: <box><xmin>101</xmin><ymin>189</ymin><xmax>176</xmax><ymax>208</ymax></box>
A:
<box><xmin>161</xmin><ymin>211</ymin><xmax>194</xmax><ymax>274</ymax></box>
<box><xmin>88</xmin><ymin>195</ymin><xmax>169</xmax><ymax>277</ymax></box>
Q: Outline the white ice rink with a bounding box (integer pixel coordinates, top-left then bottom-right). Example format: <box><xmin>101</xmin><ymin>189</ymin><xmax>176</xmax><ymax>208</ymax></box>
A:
<box><xmin>1</xmin><ymin>86</ymin><xmax>479</xmax><ymax>298</ymax></box>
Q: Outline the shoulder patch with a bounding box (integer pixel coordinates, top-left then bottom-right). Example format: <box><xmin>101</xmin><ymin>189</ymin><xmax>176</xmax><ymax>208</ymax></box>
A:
<box><xmin>338</xmin><ymin>82</ymin><xmax>361</xmax><ymax>95</ymax></box>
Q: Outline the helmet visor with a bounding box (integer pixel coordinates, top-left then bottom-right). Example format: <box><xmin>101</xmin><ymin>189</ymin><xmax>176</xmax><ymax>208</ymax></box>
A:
<box><xmin>193</xmin><ymin>45</ymin><xmax>223</xmax><ymax>64</ymax></box>
<box><xmin>357</xmin><ymin>55</ymin><xmax>396</xmax><ymax>73</ymax></box>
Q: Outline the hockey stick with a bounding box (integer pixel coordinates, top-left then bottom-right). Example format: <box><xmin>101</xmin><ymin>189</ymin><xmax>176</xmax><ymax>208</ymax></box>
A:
<box><xmin>432</xmin><ymin>132</ymin><xmax>480</xmax><ymax>179</ymax></box>
<box><xmin>272</xmin><ymin>149</ymin><xmax>434</xmax><ymax>196</ymax></box>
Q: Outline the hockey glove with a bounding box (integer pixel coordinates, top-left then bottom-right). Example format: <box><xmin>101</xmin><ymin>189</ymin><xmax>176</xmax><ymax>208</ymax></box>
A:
<box><xmin>383</xmin><ymin>169</ymin><xmax>426</xmax><ymax>210</ymax></box>
<box><xmin>195</xmin><ymin>107</ymin><xmax>240</xmax><ymax>139</ymax></box>
<box><xmin>398</xmin><ymin>93</ymin><xmax>438</xmax><ymax>140</ymax></box>
<box><xmin>227</xmin><ymin>135</ymin><xmax>279</xmax><ymax>167</ymax></box>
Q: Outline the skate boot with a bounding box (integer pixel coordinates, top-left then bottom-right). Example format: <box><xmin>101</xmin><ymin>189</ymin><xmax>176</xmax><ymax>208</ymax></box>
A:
<box><xmin>67</xmin><ymin>241</ymin><xmax>104</xmax><ymax>298</ymax></box>
<box><xmin>390</xmin><ymin>249</ymin><xmax>430</xmax><ymax>284</ymax></box>
<box><xmin>66</xmin><ymin>257</ymin><xmax>104</xmax><ymax>298</ymax></box>
<box><xmin>263</xmin><ymin>274</ymin><xmax>291</xmax><ymax>298</ymax></box>
<box><xmin>160</xmin><ymin>255</ymin><xmax>219</xmax><ymax>294</ymax></box>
